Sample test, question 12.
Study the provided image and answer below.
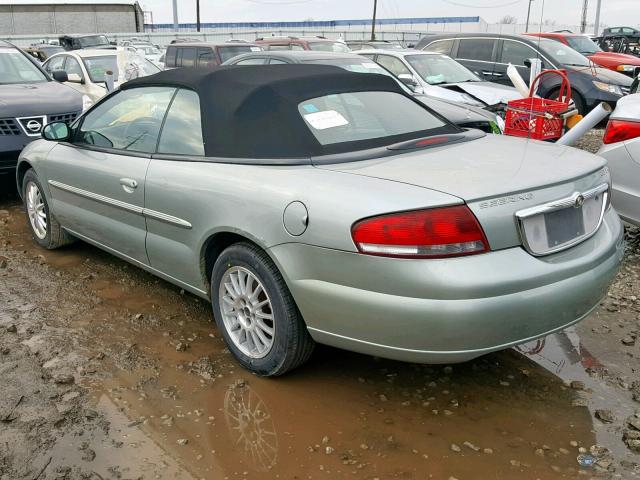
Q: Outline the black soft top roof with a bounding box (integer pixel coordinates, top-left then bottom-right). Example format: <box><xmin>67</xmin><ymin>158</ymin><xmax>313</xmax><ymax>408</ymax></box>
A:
<box><xmin>122</xmin><ymin>64</ymin><xmax>452</xmax><ymax>159</ymax></box>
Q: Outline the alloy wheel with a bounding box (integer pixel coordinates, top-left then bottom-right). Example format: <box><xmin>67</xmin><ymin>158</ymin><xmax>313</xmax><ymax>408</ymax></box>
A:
<box><xmin>26</xmin><ymin>182</ymin><xmax>47</xmax><ymax>240</ymax></box>
<box><xmin>219</xmin><ymin>266</ymin><xmax>275</xmax><ymax>359</ymax></box>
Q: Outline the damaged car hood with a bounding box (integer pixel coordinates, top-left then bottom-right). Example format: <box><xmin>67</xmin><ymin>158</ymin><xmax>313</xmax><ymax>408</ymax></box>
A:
<box><xmin>438</xmin><ymin>81</ymin><xmax>522</xmax><ymax>106</ymax></box>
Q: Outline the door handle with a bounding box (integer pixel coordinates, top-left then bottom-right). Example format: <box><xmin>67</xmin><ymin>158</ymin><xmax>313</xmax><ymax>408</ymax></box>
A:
<box><xmin>120</xmin><ymin>178</ymin><xmax>138</xmax><ymax>193</ymax></box>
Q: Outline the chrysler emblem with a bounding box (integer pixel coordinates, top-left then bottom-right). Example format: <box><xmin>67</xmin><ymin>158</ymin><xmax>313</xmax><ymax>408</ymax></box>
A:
<box><xmin>574</xmin><ymin>194</ymin><xmax>585</xmax><ymax>208</ymax></box>
<box><xmin>26</xmin><ymin>120</ymin><xmax>42</xmax><ymax>132</ymax></box>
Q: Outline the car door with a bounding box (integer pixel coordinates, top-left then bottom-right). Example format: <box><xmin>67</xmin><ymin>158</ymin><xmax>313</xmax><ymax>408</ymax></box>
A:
<box><xmin>145</xmin><ymin>88</ymin><xmax>207</xmax><ymax>289</ymax></box>
<box><xmin>454</xmin><ymin>37</ymin><xmax>498</xmax><ymax>81</ymax></box>
<box><xmin>43</xmin><ymin>86</ymin><xmax>176</xmax><ymax>264</ymax></box>
<box><xmin>43</xmin><ymin>54</ymin><xmax>65</xmax><ymax>76</ymax></box>
<box><xmin>61</xmin><ymin>56</ymin><xmax>88</xmax><ymax>95</ymax></box>
<box><xmin>494</xmin><ymin>39</ymin><xmax>546</xmax><ymax>86</ymax></box>
<box><xmin>197</xmin><ymin>47</ymin><xmax>216</xmax><ymax>67</ymax></box>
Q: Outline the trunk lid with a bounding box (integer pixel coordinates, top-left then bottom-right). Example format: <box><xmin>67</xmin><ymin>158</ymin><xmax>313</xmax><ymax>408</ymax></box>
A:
<box><xmin>317</xmin><ymin>134</ymin><xmax>609</xmax><ymax>251</ymax></box>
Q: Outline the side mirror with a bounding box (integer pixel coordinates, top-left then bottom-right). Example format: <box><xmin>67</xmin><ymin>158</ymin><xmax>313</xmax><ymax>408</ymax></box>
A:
<box><xmin>398</xmin><ymin>73</ymin><xmax>419</xmax><ymax>88</ymax></box>
<box><xmin>523</xmin><ymin>59</ymin><xmax>532</xmax><ymax>68</ymax></box>
<box><xmin>51</xmin><ymin>70</ymin><xmax>68</xmax><ymax>82</ymax></box>
<box><xmin>67</xmin><ymin>73</ymin><xmax>84</xmax><ymax>84</ymax></box>
<box><xmin>42</xmin><ymin>121</ymin><xmax>70</xmax><ymax>142</ymax></box>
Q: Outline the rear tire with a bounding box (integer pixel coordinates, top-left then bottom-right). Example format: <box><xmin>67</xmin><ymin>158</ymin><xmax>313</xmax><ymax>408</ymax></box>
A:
<box><xmin>547</xmin><ymin>88</ymin><xmax>585</xmax><ymax>115</ymax></box>
<box><xmin>22</xmin><ymin>169</ymin><xmax>74</xmax><ymax>250</ymax></box>
<box><xmin>211</xmin><ymin>242</ymin><xmax>314</xmax><ymax>376</ymax></box>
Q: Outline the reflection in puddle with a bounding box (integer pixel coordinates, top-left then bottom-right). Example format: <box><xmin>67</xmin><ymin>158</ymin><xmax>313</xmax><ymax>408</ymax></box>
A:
<box><xmin>519</xmin><ymin>328</ymin><xmax>636</xmax><ymax>463</ymax></box>
<box><xmin>224</xmin><ymin>380</ymin><xmax>278</xmax><ymax>471</ymax></box>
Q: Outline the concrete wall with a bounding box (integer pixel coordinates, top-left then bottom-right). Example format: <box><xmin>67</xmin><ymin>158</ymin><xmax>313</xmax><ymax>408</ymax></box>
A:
<box><xmin>0</xmin><ymin>3</ymin><xmax>142</xmax><ymax>35</ymax></box>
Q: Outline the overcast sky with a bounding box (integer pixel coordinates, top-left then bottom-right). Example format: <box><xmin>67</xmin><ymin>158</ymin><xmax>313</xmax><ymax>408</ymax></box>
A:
<box><xmin>137</xmin><ymin>0</ymin><xmax>636</xmax><ymax>28</ymax></box>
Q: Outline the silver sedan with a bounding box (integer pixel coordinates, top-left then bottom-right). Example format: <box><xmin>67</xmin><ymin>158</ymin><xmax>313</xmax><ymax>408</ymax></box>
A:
<box><xmin>17</xmin><ymin>65</ymin><xmax>623</xmax><ymax>376</ymax></box>
<box><xmin>598</xmin><ymin>93</ymin><xmax>640</xmax><ymax>226</ymax></box>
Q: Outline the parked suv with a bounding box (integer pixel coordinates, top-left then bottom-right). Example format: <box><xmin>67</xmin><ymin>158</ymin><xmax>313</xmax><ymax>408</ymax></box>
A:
<box><xmin>255</xmin><ymin>36</ymin><xmax>350</xmax><ymax>52</ymax></box>
<box><xmin>0</xmin><ymin>41</ymin><xmax>82</xmax><ymax>174</ymax></box>
<box><xmin>59</xmin><ymin>35</ymin><xmax>115</xmax><ymax>51</ymax></box>
<box><xmin>528</xmin><ymin>32</ymin><xmax>640</xmax><ymax>77</ymax></box>
<box><xmin>164</xmin><ymin>41</ymin><xmax>262</xmax><ymax>68</ymax></box>
<box><xmin>416</xmin><ymin>33</ymin><xmax>632</xmax><ymax>113</ymax></box>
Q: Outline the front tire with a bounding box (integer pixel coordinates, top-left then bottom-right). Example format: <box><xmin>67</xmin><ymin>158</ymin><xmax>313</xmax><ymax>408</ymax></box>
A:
<box><xmin>211</xmin><ymin>242</ymin><xmax>314</xmax><ymax>376</ymax></box>
<box><xmin>22</xmin><ymin>169</ymin><xmax>74</xmax><ymax>249</ymax></box>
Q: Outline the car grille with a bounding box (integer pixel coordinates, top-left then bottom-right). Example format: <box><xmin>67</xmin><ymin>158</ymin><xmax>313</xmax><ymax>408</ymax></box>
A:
<box><xmin>622</xmin><ymin>86</ymin><xmax>631</xmax><ymax>95</ymax></box>
<box><xmin>48</xmin><ymin>112</ymin><xmax>79</xmax><ymax>123</ymax></box>
<box><xmin>0</xmin><ymin>118</ymin><xmax>21</xmax><ymax>136</ymax></box>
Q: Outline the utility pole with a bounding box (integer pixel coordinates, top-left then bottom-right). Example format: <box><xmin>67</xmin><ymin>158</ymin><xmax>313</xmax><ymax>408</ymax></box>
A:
<box><xmin>196</xmin><ymin>0</ymin><xmax>201</xmax><ymax>32</ymax></box>
<box><xmin>594</xmin><ymin>0</ymin><xmax>602</xmax><ymax>35</ymax></box>
<box><xmin>525</xmin><ymin>0</ymin><xmax>534</xmax><ymax>32</ymax></box>
<box><xmin>172</xmin><ymin>0</ymin><xmax>179</xmax><ymax>32</ymax></box>
<box><xmin>580</xmin><ymin>0</ymin><xmax>589</xmax><ymax>34</ymax></box>
<box><xmin>370</xmin><ymin>0</ymin><xmax>377</xmax><ymax>41</ymax></box>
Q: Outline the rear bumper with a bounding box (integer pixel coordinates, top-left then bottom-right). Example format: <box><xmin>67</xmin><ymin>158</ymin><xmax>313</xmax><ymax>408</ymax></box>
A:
<box><xmin>269</xmin><ymin>208</ymin><xmax>624</xmax><ymax>363</ymax></box>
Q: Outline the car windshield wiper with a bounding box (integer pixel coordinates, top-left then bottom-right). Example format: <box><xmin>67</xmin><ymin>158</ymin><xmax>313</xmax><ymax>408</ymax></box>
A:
<box><xmin>564</xmin><ymin>63</ymin><xmax>591</xmax><ymax>67</ymax></box>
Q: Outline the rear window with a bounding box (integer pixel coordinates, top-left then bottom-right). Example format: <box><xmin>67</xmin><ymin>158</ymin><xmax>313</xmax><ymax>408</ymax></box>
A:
<box><xmin>298</xmin><ymin>91</ymin><xmax>446</xmax><ymax>146</ymax></box>
<box><xmin>307</xmin><ymin>42</ymin><xmax>351</xmax><ymax>53</ymax></box>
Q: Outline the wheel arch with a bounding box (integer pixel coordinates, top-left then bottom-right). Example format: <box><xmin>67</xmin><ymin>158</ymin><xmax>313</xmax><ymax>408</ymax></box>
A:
<box><xmin>200</xmin><ymin>229</ymin><xmax>281</xmax><ymax>296</ymax></box>
<box><xmin>15</xmin><ymin>160</ymin><xmax>34</xmax><ymax>200</ymax></box>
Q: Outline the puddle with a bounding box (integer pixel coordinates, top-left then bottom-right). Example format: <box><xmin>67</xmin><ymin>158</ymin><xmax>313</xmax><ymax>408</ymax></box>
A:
<box><xmin>2</xmin><ymin>184</ymin><xmax>639</xmax><ymax>479</ymax></box>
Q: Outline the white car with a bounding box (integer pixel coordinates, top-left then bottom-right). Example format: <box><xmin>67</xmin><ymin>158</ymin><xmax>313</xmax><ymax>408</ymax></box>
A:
<box><xmin>129</xmin><ymin>43</ymin><xmax>164</xmax><ymax>68</ymax></box>
<box><xmin>357</xmin><ymin>49</ymin><xmax>522</xmax><ymax>108</ymax></box>
<box><xmin>598</xmin><ymin>93</ymin><xmax>640</xmax><ymax>225</ymax></box>
<box><xmin>42</xmin><ymin>48</ymin><xmax>161</xmax><ymax>106</ymax></box>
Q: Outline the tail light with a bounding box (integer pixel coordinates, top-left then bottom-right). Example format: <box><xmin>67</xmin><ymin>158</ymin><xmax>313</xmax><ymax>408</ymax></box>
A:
<box><xmin>351</xmin><ymin>205</ymin><xmax>489</xmax><ymax>259</ymax></box>
<box><xmin>603</xmin><ymin>119</ymin><xmax>640</xmax><ymax>144</ymax></box>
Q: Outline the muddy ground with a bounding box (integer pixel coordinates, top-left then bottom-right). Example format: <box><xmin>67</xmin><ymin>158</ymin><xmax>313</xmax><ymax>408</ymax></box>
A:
<box><xmin>1</xmin><ymin>133</ymin><xmax>640</xmax><ymax>480</ymax></box>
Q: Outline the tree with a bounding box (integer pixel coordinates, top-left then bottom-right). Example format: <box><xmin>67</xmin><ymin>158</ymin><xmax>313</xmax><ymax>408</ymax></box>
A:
<box><xmin>499</xmin><ymin>15</ymin><xmax>518</xmax><ymax>24</ymax></box>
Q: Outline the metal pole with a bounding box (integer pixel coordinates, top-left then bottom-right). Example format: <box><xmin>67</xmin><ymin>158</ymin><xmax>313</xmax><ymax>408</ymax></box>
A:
<box><xmin>172</xmin><ymin>0</ymin><xmax>179</xmax><ymax>32</ymax></box>
<box><xmin>580</xmin><ymin>0</ymin><xmax>589</xmax><ymax>34</ymax></box>
<box><xmin>525</xmin><ymin>0</ymin><xmax>533</xmax><ymax>32</ymax></box>
<box><xmin>370</xmin><ymin>0</ymin><xmax>377</xmax><ymax>41</ymax></box>
<box><xmin>594</xmin><ymin>0</ymin><xmax>602</xmax><ymax>35</ymax></box>
<box><xmin>196</xmin><ymin>0</ymin><xmax>201</xmax><ymax>32</ymax></box>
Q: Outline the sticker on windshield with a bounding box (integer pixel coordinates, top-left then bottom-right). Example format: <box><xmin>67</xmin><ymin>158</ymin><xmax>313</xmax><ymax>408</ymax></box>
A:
<box><xmin>303</xmin><ymin>110</ymin><xmax>349</xmax><ymax>130</ymax></box>
<box><xmin>250</xmin><ymin>47</ymin><xmax>262</xmax><ymax>51</ymax></box>
<box><xmin>302</xmin><ymin>103</ymin><xmax>319</xmax><ymax>113</ymax></box>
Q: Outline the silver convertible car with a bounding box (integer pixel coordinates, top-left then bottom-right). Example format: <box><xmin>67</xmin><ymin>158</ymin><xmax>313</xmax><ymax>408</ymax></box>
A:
<box><xmin>17</xmin><ymin>65</ymin><xmax>624</xmax><ymax>376</ymax></box>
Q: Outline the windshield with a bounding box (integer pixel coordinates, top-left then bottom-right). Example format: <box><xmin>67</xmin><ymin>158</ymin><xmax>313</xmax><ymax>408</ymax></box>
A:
<box><xmin>0</xmin><ymin>49</ymin><xmax>48</xmax><ymax>84</ymax></box>
<box><xmin>83</xmin><ymin>56</ymin><xmax>118</xmax><ymax>83</ymax></box>
<box><xmin>218</xmin><ymin>45</ymin><xmax>261</xmax><ymax>63</ymax></box>
<box><xmin>565</xmin><ymin>36</ymin><xmax>602</xmax><ymax>55</ymax></box>
<box><xmin>78</xmin><ymin>35</ymin><xmax>110</xmax><ymax>48</ymax></box>
<box><xmin>538</xmin><ymin>38</ymin><xmax>591</xmax><ymax>67</ymax></box>
<box><xmin>405</xmin><ymin>54</ymin><xmax>479</xmax><ymax>84</ymax></box>
<box><xmin>307</xmin><ymin>42</ymin><xmax>351</xmax><ymax>53</ymax></box>
<box><xmin>299</xmin><ymin>91</ymin><xmax>447</xmax><ymax>147</ymax></box>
